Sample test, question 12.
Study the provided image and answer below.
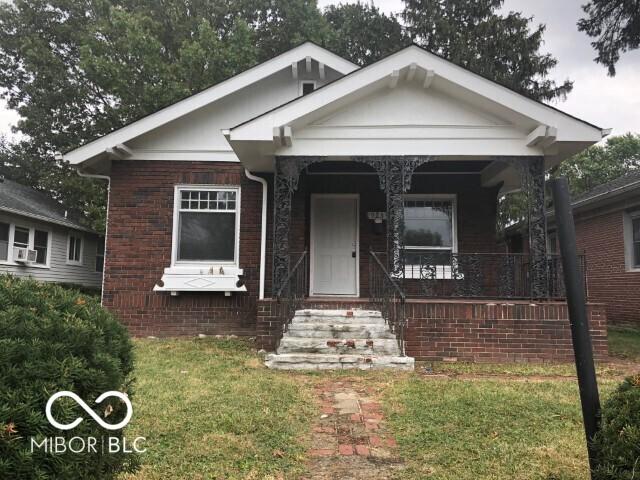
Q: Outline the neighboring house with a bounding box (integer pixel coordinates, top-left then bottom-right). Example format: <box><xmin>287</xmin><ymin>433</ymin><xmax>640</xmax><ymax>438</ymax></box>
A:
<box><xmin>0</xmin><ymin>177</ymin><xmax>103</xmax><ymax>290</ymax></box>
<box><xmin>63</xmin><ymin>42</ymin><xmax>610</xmax><ymax>367</ymax></box>
<box><xmin>509</xmin><ymin>171</ymin><xmax>640</xmax><ymax>327</ymax></box>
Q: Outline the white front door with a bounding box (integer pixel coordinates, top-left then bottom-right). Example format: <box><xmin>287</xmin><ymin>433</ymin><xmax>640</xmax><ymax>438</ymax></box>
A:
<box><xmin>310</xmin><ymin>195</ymin><xmax>359</xmax><ymax>296</ymax></box>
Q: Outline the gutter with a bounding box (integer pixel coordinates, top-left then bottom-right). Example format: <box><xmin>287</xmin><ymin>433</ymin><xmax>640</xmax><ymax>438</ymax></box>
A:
<box><xmin>77</xmin><ymin>169</ymin><xmax>111</xmax><ymax>305</ymax></box>
<box><xmin>244</xmin><ymin>169</ymin><xmax>268</xmax><ymax>300</ymax></box>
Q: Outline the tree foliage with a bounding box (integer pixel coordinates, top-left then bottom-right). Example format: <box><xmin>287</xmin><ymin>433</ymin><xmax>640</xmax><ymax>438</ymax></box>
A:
<box><xmin>0</xmin><ymin>0</ymin><xmax>577</xmax><ymax>231</ymax></box>
<box><xmin>402</xmin><ymin>0</ymin><xmax>573</xmax><ymax>102</ymax></box>
<box><xmin>553</xmin><ymin>133</ymin><xmax>640</xmax><ymax>196</ymax></box>
<box><xmin>323</xmin><ymin>2</ymin><xmax>408</xmax><ymax>66</ymax></box>
<box><xmin>578</xmin><ymin>0</ymin><xmax>640</xmax><ymax>76</ymax></box>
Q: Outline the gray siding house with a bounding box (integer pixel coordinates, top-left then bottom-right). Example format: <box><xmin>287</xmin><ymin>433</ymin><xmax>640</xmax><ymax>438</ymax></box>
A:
<box><xmin>0</xmin><ymin>177</ymin><xmax>103</xmax><ymax>289</ymax></box>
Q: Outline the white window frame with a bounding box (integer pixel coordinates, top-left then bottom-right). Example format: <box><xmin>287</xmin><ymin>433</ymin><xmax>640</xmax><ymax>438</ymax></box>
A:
<box><xmin>171</xmin><ymin>185</ymin><xmax>241</xmax><ymax>268</ymax></box>
<box><xmin>403</xmin><ymin>194</ymin><xmax>458</xmax><ymax>279</ymax></box>
<box><xmin>299</xmin><ymin>80</ymin><xmax>316</xmax><ymax>96</ymax></box>
<box><xmin>66</xmin><ymin>233</ymin><xmax>84</xmax><ymax>266</ymax></box>
<box><xmin>0</xmin><ymin>221</ymin><xmax>52</xmax><ymax>268</ymax></box>
<box><xmin>403</xmin><ymin>194</ymin><xmax>458</xmax><ymax>253</ymax></box>
<box><xmin>624</xmin><ymin>210</ymin><xmax>640</xmax><ymax>272</ymax></box>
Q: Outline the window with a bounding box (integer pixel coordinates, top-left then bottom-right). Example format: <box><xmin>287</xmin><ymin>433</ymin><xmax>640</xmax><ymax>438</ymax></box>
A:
<box><xmin>174</xmin><ymin>187</ymin><xmax>240</xmax><ymax>264</ymax></box>
<box><xmin>33</xmin><ymin>230</ymin><xmax>48</xmax><ymax>265</ymax></box>
<box><xmin>0</xmin><ymin>222</ymin><xmax>8</xmax><ymax>261</ymax></box>
<box><xmin>633</xmin><ymin>216</ymin><xmax>640</xmax><ymax>268</ymax></box>
<box><xmin>548</xmin><ymin>231</ymin><xmax>558</xmax><ymax>255</ymax></box>
<box><xmin>404</xmin><ymin>196</ymin><xmax>456</xmax><ymax>251</ymax></box>
<box><xmin>403</xmin><ymin>196</ymin><xmax>457</xmax><ymax>276</ymax></box>
<box><xmin>67</xmin><ymin>234</ymin><xmax>83</xmax><ymax>264</ymax></box>
<box><xmin>300</xmin><ymin>81</ymin><xmax>315</xmax><ymax>96</ymax></box>
<box><xmin>13</xmin><ymin>226</ymin><xmax>29</xmax><ymax>249</ymax></box>
<box><xmin>96</xmin><ymin>237</ymin><xmax>105</xmax><ymax>273</ymax></box>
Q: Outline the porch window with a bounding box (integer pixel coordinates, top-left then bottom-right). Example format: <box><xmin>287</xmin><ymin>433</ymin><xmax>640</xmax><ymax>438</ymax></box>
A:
<box><xmin>13</xmin><ymin>226</ymin><xmax>30</xmax><ymax>250</ymax></box>
<box><xmin>174</xmin><ymin>186</ymin><xmax>239</xmax><ymax>264</ymax></box>
<box><xmin>403</xmin><ymin>195</ymin><xmax>457</xmax><ymax>279</ymax></box>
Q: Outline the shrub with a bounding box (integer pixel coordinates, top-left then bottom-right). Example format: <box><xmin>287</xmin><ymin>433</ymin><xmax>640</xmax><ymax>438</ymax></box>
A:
<box><xmin>0</xmin><ymin>275</ymin><xmax>138</xmax><ymax>479</ymax></box>
<box><xmin>592</xmin><ymin>374</ymin><xmax>640</xmax><ymax>480</ymax></box>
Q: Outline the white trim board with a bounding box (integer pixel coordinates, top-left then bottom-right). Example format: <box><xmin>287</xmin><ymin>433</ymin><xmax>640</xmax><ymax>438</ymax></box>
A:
<box><xmin>63</xmin><ymin>43</ymin><xmax>357</xmax><ymax>167</ymax></box>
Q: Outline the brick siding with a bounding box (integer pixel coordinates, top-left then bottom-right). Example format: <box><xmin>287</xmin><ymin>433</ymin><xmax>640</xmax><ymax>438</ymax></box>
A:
<box><xmin>572</xmin><ymin>203</ymin><xmax>640</xmax><ymax>327</ymax></box>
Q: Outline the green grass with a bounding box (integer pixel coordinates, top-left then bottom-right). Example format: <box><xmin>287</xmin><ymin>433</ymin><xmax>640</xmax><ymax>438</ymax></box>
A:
<box><xmin>424</xmin><ymin>360</ymin><xmax>628</xmax><ymax>378</ymax></box>
<box><xmin>121</xmin><ymin>338</ymin><xmax>315</xmax><ymax>480</ymax></box>
<box><xmin>608</xmin><ymin>326</ymin><xmax>640</xmax><ymax>361</ymax></box>
<box><xmin>385</xmin><ymin>377</ymin><xmax>618</xmax><ymax>480</ymax></box>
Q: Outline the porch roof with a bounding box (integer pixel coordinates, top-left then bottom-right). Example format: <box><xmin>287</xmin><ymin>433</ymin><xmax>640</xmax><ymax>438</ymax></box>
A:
<box><xmin>227</xmin><ymin>45</ymin><xmax>607</xmax><ymax>175</ymax></box>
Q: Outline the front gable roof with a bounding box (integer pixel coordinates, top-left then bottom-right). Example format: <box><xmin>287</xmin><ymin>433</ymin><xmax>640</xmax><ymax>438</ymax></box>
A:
<box><xmin>63</xmin><ymin>42</ymin><xmax>358</xmax><ymax>170</ymax></box>
<box><xmin>228</xmin><ymin>44</ymin><xmax>607</xmax><ymax>171</ymax></box>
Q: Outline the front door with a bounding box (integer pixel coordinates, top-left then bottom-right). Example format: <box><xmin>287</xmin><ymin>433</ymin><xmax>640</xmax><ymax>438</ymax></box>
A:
<box><xmin>310</xmin><ymin>194</ymin><xmax>359</xmax><ymax>296</ymax></box>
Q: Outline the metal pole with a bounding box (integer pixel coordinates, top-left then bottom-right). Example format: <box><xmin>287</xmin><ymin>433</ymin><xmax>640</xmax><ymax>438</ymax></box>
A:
<box><xmin>549</xmin><ymin>177</ymin><xmax>601</xmax><ymax>474</ymax></box>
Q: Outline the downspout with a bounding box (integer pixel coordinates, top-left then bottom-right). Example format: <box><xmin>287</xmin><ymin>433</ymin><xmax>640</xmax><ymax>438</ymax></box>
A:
<box><xmin>76</xmin><ymin>169</ymin><xmax>111</xmax><ymax>306</ymax></box>
<box><xmin>244</xmin><ymin>168</ymin><xmax>268</xmax><ymax>300</ymax></box>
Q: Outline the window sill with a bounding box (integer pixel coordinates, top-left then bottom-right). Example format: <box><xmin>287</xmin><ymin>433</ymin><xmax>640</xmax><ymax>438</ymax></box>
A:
<box><xmin>154</xmin><ymin>266</ymin><xmax>247</xmax><ymax>293</ymax></box>
<box><xmin>0</xmin><ymin>260</ymin><xmax>51</xmax><ymax>269</ymax></box>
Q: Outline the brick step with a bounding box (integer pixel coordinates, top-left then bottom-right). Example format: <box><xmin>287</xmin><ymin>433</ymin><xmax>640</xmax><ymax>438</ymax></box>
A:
<box><xmin>278</xmin><ymin>337</ymin><xmax>401</xmax><ymax>355</ymax></box>
<box><xmin>286</xmin><ymin>323</ymin><xmax>396</xmax><ymax>339</ymax></box>
<box><xmin>264</xmin><ymin>353</ymin><xmax>414</xmax><ymax>371</ymax></box>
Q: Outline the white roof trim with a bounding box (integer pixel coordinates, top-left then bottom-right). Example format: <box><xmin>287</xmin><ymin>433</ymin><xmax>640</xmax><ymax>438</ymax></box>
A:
<box><xmin>64</xmin><ymin>42</ymin><xmax>357</xmax><ymax>165</ymax></box>
<box><xmin>230</xmin><ymin>45</ymin><xmax>604</xmax><ymax>142</ymax></box>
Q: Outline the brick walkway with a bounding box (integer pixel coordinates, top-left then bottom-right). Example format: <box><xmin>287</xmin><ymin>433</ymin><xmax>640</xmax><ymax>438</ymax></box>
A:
<box><xmin>302</xmin><ymin>380</ymin><xmax>405</xmax><ymax>479</ymax></box>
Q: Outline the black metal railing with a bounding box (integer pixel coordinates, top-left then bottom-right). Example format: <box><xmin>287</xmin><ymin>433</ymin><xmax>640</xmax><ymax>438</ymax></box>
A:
<box><xmin>400</xmin><ymin>250</ymin><xmax>586</xmax><ymax>300</ymax></box>
<box><xmin>369</xmin><ymin>250</ymin><xmax>406</xmax><ymax>355</ymax></box>
<box><xmin>274</xmin><ymin>251</ymin><xmax>309</xmax><ymax>347</ymax></box>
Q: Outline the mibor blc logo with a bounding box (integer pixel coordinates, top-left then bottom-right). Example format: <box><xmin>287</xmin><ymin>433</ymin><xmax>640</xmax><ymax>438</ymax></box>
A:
<box><xmin>30</xmin><ymin>391</ymin><xmax>146</xmax><ymax>454</ymax></box>
<box><xmin>46</xmin><ymin>391</ymin><xmax>133</xmax><ymax>431</ymax></box>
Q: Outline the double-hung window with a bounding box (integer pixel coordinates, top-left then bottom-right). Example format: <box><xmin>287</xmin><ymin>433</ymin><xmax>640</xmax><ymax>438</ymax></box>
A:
<box><xmin>67</xmin><ymin>234</ymin><xmax>83</xmax><ymax>264</ymax></box>
<box><xmin>403</xmin><ymin>195</ymin><xmax>457</xmax><ymax>278</ymax></box>
<box><xmin>174</xmin><ymin>186</ymin><xmax>240</xmax><ymax>265</ymax></box>
<box><xmin>0</xmin><ymin>222</ymin><xmax>50</xmax><ymax>266</ymax></box>
<box><xmin>0</xmin><ymin>222</ymin><xmax>9</xmax><ymax>261</ymax></box>
<box><xmin>630</xmin><ymin>211</ymin><xmax>640</xmax><ymax>269</ymax></box>
<box><xmin>96</xmin><ymin>237</ymin><xmax>105</xmax><ymax>273</ymax></box>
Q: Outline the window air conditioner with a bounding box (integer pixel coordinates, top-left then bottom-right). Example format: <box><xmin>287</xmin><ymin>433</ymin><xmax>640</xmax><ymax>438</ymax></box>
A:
<box><xmin>14</xmin><ymin>247</ymin><xmax>37</xmax><ymax>263</ymax></box>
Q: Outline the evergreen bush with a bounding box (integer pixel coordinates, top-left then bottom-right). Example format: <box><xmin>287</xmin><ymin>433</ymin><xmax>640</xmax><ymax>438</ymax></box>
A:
<box><xmin>0</xmin><ymin>275</ymin><xmax>138</xmax><ymax>479</ymax></box>
<box><xmin>592</xmin><ymin>374</ymin><xmax>640</xmax><ymax>480</ymax></box>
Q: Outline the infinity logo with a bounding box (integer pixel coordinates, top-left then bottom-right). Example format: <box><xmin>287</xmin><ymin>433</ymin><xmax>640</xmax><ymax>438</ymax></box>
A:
<box><xmin>45</xmin><ymin>391</ymin><xmax>133</xmax><ymax>431</ymax></box>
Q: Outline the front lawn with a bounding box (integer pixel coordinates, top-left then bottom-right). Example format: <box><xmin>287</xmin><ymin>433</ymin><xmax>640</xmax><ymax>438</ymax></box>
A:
<box><xmin>122</xmin><ymin>338</ymin><xmax>634</xmax><ymax>479</ymax></box>
<box><xmin>608</xmin><ymin>326</ymin><xmax>640</xmax><ymax>361</ymax></box>
<box><xmin>121</xmin><ymin>338</ymin><xmax>315</xmax><ymax>480</ymax></box>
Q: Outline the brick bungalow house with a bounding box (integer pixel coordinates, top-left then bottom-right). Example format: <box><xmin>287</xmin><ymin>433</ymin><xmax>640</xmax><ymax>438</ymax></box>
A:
<box><xmin>508</xmin><ymin>171</ymin><xmax>640</xmax><ymax>328</ymax></box>
<box><xmin>63</xmin><ymin>43</ymin><xmax>610</xmax><ymax>368</ymax></box>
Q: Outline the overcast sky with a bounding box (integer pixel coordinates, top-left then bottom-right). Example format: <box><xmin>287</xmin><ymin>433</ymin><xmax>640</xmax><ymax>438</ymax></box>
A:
<box><xmin>1</xmin><ymin>0</ymin><xmax>638</xmax><ymax>139</ymax></box>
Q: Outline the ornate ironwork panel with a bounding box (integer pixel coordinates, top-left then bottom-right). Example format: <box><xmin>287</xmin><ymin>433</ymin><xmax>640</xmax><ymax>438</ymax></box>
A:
<box><xmin>499</xmin><ymin>156</ymin><xmax>548</xmax><ymax>297</ymax></box>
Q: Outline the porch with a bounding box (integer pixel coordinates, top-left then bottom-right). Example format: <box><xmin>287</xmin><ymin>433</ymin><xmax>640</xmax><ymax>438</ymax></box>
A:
<box><xmin>256</xmin><ymin>156</ymin><xmax>606</xmax><ymax>363</ymax></box>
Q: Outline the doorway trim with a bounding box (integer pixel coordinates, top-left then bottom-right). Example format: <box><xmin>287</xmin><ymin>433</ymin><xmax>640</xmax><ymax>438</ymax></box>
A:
<box><xmin>309</xmin><ymin>193</ymin><xmax>360</xmax><ymax>297</ymax></box>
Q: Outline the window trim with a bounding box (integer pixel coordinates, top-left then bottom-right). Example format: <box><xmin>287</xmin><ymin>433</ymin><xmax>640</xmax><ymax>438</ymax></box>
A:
<box><xmin>403</xmin><ymin>194</ymin><xmax>458</xmax><ymax>253</ymax></box>
<box><xmin>624</xmin><ymin>210</ymin><xmax>640</xmax><ymax>272</ymax></box>
<box><xmin>171</xmin><ymin>185</ymin><xmax>241</xmax><ymax>268</ymax></box>
<box><xmin>0</xmin><ymin>221</ymin><xmax>52</xmax><ymax>268</ymax></box>
<box><xmin>66</xmin><ymin>233</ymin><xmax>84</xmax><ymax>266</ymax></box>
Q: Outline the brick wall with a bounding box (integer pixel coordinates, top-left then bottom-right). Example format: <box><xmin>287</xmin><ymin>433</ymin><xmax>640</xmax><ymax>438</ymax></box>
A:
<box><xmin>404</xmin><ymin>300</ymin><xmax>608</xmax><ymax>362</ymax></box>
<box><xmin>572</xmin><ymin>203</ymin><xmax>640</xmax><ymax>327</ymax></box>
<box><xmin>104</xmin><ymin>160</ymin><xmax>265</xmax><ymax>336</ymax></box>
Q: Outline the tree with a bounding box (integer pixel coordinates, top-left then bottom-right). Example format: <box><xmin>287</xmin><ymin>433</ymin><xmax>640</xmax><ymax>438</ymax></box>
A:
<box><xmin>323</xmin><ymin>2</ymin><xmax>408</xmax><ymax>66</ymax></box>
<box><xmin>578</xmin><ymin>0</ymin><xmax>640</xmax><ymax>76</ymax></box>
<box><xmin>402</xmin><ymin>0</ymin><xmax>573</xmax><ymax>102</ymax></box>
<box><xmin>554</xmin><ymin>133</ymin><xmax>640</xmax><ymax>196</ymax></box>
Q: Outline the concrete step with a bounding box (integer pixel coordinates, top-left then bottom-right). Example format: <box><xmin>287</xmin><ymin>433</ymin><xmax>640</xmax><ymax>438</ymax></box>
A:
<box><xmin>277</xmin><ymin>337</ymin><xmax>401</xmax><ymax>355</ymax></box>
<box><xmin>264</xmin><ymin>353</ymin><xmax>414</xmax><ymax>371</ymax></box>
<box><xmin>296</xmin><ymin>309</ymin><xmax>383</xmax><ymax>318</ymax></box>
<box><xmin>292</xmin><ymin>314</ymin><xmax>386</xmax><ymax>325</ymax></box>
<box><xmin>286</xmin><ymin>323</ymin><xmax>396</xmax><ymax>339</ymax></box>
